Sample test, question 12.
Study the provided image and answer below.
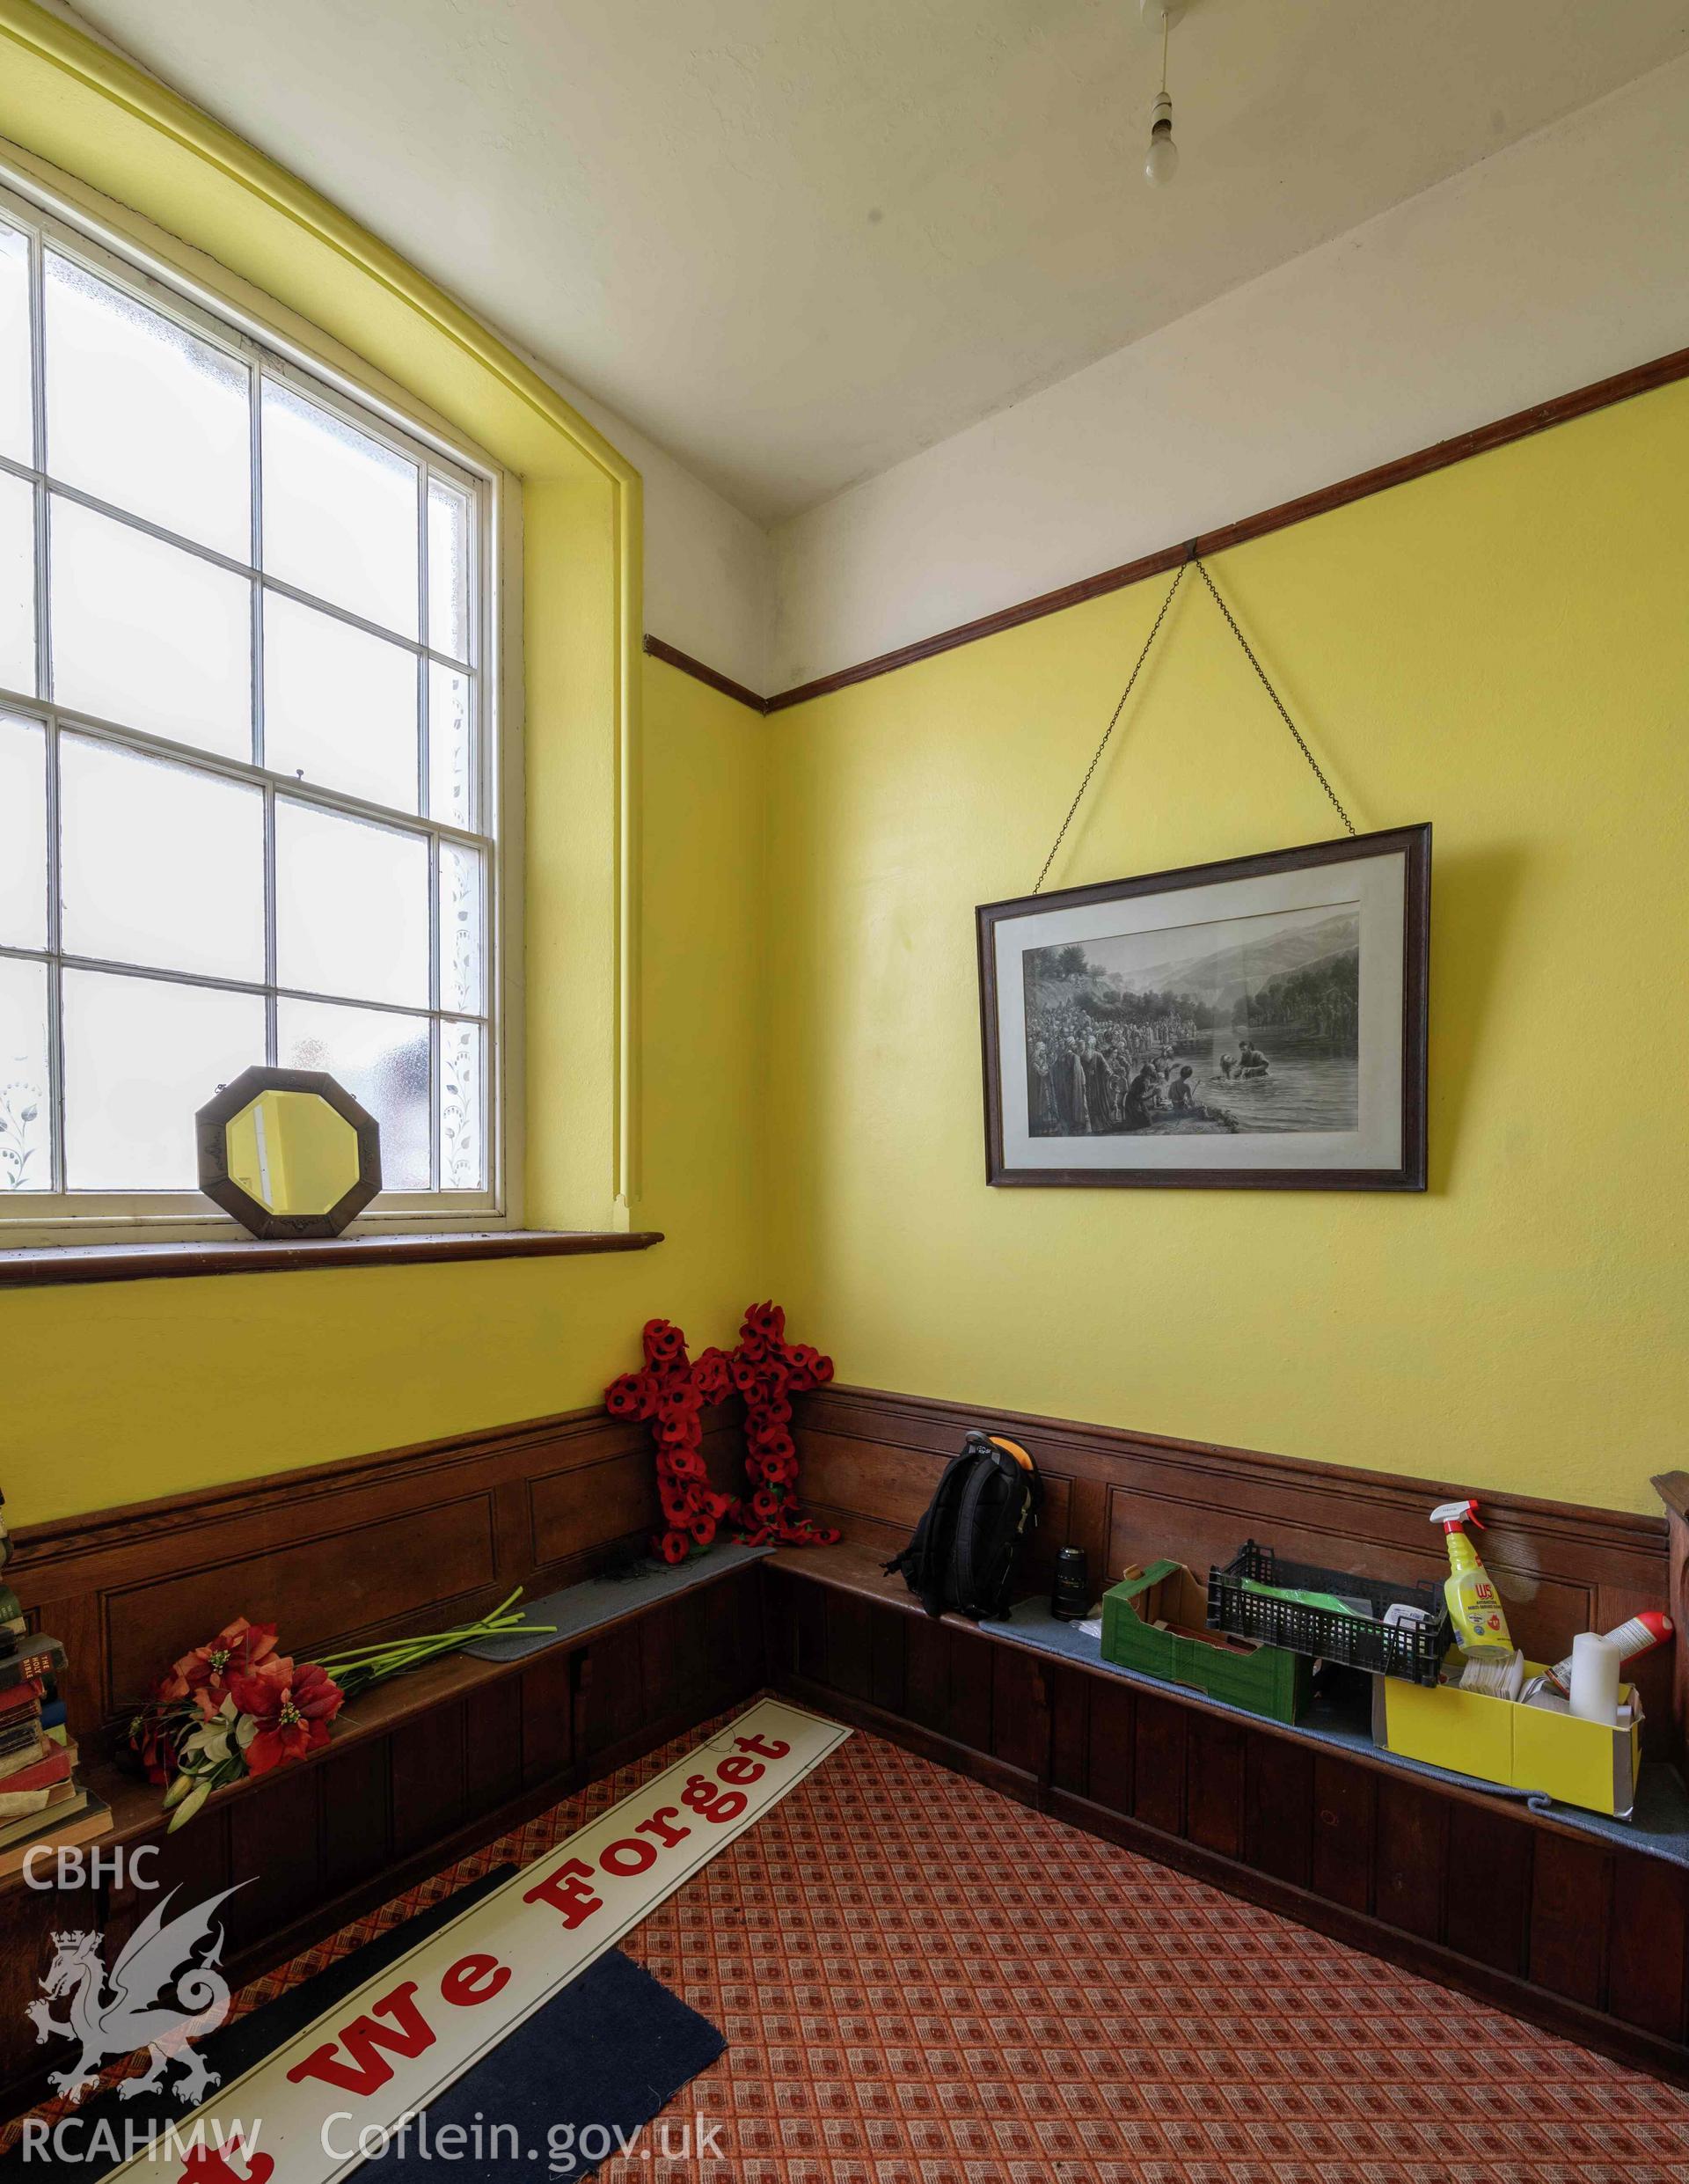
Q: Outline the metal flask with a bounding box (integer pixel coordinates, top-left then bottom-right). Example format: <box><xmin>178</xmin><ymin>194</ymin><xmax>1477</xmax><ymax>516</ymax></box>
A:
<box><xmin>1051</xmin><ymin>1545</ymin><xmax>1090</xmax><ymax>1622</ymax></box>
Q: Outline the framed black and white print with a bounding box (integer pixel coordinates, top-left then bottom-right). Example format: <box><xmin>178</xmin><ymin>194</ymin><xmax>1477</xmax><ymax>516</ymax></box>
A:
<box><xmin>977</xmin><ymin>824</ymin><xmax>1429</xmax><ymax>1191</ymax></box>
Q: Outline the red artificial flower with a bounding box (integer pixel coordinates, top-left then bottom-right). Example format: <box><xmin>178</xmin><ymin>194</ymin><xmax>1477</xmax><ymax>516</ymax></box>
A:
<box><xmin>660</xmin><ymin>1481</ymin><xmax>696</xmax><ymax>1526</ymax></box>
<box><xmin>750</xmin><ymin>1488</ymin><xmax>782</xmax><ymax>1521</ymax></box>
<box><xmin>605</xmin><ymin>1370</ymin><xmax>656</xmax><ymax>1420</ymax></box>
<box><xmin>229</xmin><ymin>1656</ymin><xmax>344</xmax><ymax>1776</ymax></box>
<box><xmin>658</xmin><ymin>1529</ymin><xmax>691</xmax><ymax>1565</ymax></box>
<box><xmin>690</xmin><ymin>1513</ymin><xmax>717</xmax><ymax>1548</ymax></box>
<box><xmin>760</xmin><ymin>1396</ymin><xmax>793</xmax><ymax>1427</ymax></box>
<box><xmin>664</xmin><ymin>1447</ymin><xmax>706</xmax><ymax>1481</ymax></box>
<box><xmin>753</xmin><ymin>1428</ymin><xmax>796</xmax><ymax>1464</ymax></box>
<box><xmin>642</xmin><ymin>1319</ymin><xmax>687</xmax><ymax>1367</ymax></box>
<box><xmin>738</xmin><ymin>1331</ymin><xmax>768</xmax><ymax>1367</ymax></box>
<box><xmin>761</xmin><ymin>1452</ymin><xmax>798</xmax><ymax>1486</ymax></box>
<box><xmin>729</xmin><ymin>1355</ymin><xmax>762</xmax><ymax>1396</ymax></box>
<box><xmin>742</xmin><ymin>1301</ymin><xmax>786</xmax><ymax>1342</ymax></box>
<box><xmin>693</xmin><ymin>1349</ymin><xmax>733</xmax><ymax>1403</ymax></box>
<box><xmin>164</xmin><ymin>1616</ymin><xmax>282</xmax><ymax>1719</ymax></box>
<box><xmin>659</xmin><ymin>1381</ymin><xmax>703</xmax><ymax>1420</ymax></box>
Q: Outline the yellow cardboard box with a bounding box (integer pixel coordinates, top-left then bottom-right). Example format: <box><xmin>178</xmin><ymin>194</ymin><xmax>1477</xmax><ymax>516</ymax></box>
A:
<box><xmin>1371</xmin><ymin>1660</ymin><xmax>1642</xmax><ymax>1818</ymax></box>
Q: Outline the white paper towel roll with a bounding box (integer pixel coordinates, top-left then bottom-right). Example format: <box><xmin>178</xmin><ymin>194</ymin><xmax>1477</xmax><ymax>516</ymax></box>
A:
<box><xmin>1568</xmin><ymin>1631</ymin><xmax>1620</xmax><ymax>1725</ymax></box>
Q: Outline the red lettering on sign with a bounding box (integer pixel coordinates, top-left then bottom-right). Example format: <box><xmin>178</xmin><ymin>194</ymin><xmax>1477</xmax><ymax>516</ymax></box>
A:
<box><xmin>440</xmin><ymin>1953</ymin><xmax>512</xmax><ymax>2006</ymax></box>
<box><xmin>734</xmin><ymin>1733</ymin><xmax>790</xmax><ymax>1760</ymax></box>
<box><xmin>716</xmin><ymin>1754</ymin><xmax>764</xmax><ymax>1786</ymax></box>
<box><xmin>635</xmin><ymin>1807</ymin><xmax>691</xmax><ymax>1851</ymax></box>
<box><xmin>285</xmin><ymin>1981</ymin><xmax>436</xmax><ymax>2096</ymax></box>
<box><xmin>176</xmin><ymin>2137</ymin><xmax>274</xmax><ymax>2184</ymax></box>
<box><xmin>680</xmin><ymin>1772</ymin><xmax>748</xmax><ymax>1824</ymax></box>
<box><xmin>522</xmin><ymin>1856</ymin><xmax>604</xmax><ymax>1930</ymax></box>
<box><xmin>599</xmin><ymin>1836</ymin><xmax>658</xmax><ymax>1876</ymax></box>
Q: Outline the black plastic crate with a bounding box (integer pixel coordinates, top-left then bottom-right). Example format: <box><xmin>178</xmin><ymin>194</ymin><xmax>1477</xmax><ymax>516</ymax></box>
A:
<box><xmin>1207</xmin><ymin>1542</ymin><xmax>1451</xmax><ymax>1686</ymax></box>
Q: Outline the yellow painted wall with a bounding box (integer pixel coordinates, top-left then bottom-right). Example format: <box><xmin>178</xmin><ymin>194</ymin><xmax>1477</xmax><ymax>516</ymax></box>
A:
<box><xmin>4</xmin><ymin>658</ymin><xmax>765</xmax><ymax>1524</ymax></box>
<box><xmin>763</xmin><ymin>382</ymin><xmax>1689</xmax><ymax>1515</ymax></box>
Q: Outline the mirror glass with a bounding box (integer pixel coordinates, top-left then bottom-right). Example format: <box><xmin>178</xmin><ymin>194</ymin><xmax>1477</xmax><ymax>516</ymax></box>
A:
<box><xmin>223</xmin><ymin>1087</ymin><xmax>362</xmax><ymax>1216</ymax></box>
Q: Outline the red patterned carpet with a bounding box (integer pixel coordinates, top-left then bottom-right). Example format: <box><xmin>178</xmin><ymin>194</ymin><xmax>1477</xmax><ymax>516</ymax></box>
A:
<box><xmin>10</xmin><ymin>1712</ymin><xmax>1689</xmax><ymax>2180</ymax></box>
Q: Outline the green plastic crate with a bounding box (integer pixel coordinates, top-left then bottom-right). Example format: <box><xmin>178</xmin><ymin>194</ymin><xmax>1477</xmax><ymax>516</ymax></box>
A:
<box><xmin>1100</xmin><ymin>1559</ymin><xmax>1312</xmax><ymax>1725</ymax></box>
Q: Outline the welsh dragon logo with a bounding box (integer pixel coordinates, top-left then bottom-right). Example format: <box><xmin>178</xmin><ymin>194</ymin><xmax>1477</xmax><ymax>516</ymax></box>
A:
<box><xmin>26</xmin><ymin>1885</ymin><xmax>243</xmax><ymax>2107</ymax></box>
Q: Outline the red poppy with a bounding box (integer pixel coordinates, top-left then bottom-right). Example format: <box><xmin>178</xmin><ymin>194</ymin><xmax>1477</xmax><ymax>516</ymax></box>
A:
<box><xmin>659</xmin><ymin>1381</ymin><xmax>703</xmax><ymax>1420</ymax></box>
<box><xmin>690</xmin><ymin>1513</ymin><xmax>717</xmax><ymax>1548</ymax></box>
<box><xmin>664</xmin><ymin>1447</ymin><xmax>706</xmax><ymax>1481</ymax></box>
<box><xmin>642</xmin><ymin>1319</ymin><xmax>687</xmax><ymax>1367</ymax></box>
<box><xmin>660</xmin><ymin>1481</ymin><xmax>695</xmax><ymax>1526</ymax></box>
<box><xmin>658</xmin><ymin>1529</ymin><xmax>691</xmax><ymax>1565</ymax></box>
<box><xmin>693</xmin><ymin>1349</ymin><xmax>733</xmax><ymax>1403</ymax></box>
<box><xmin>229</xmin><ymin>1657</ymin><xmax>343</xmax><ymax>1776</ymax></box>
<box><xmin>750</xmin><ymin>1488</ymin><xmax>781</xmax><ymax>1521</ymax></box>
<box><xmin>754</xmin><ymin>1428</ymin><xmax>796</xmax><ymax>1464</ymax></box>
<box><xmin>605</xmin><ymin>1370</ymin><xmax>654</xmax><ymax>1420</ymax></box>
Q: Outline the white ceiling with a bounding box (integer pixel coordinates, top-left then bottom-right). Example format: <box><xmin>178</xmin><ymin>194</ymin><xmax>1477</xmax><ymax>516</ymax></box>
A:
<box><xmin>65</xmin><ymin>0</ymin><xmax>1689</xmax><ymax>522</ymax></box>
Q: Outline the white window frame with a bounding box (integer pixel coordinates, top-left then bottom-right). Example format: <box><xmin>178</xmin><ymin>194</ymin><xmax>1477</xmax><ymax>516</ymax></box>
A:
<box><xmin>0</xmin><ymin>165</ymin><xmax>518</xmax><ymax>1246</ymax></box>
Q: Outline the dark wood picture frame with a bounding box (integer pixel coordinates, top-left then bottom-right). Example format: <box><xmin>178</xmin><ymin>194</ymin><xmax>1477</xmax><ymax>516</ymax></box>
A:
<box><xmin>977</xmin><ymin>824</ymin><xmax>1430</xmax><ymax>1191</ymax></box>
<box><xmin>196</xmin><ymin>1065</ymin><xmax>384</xmax><ymax>1238</ymax></box>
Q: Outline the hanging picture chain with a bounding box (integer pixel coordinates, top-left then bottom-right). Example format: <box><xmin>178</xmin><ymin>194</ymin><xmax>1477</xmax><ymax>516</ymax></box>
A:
<box><xmin>1032</xmin><ymin>547</ymin><xmax>1356</xmax><ymax>894</ymax></box>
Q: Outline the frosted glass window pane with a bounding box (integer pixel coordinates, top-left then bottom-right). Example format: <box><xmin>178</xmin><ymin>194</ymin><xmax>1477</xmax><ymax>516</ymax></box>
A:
<box><xmin>0</xmin><ymin>222</ymin><xmax>30</xmax><ymax>465</ymax></box>
<box><xmin>438</xmin><ymin>841</ymin><xmax>483</xmax><ymax>1015</ymax></box>
<box><xmin>427</xmin><ymin>479</ymin><xmax>469</xmax><ymax>660</ymax></box>
<box><xmin>440</xmin><ymin>1018</ymin><xmax>484</xmax><ymax>1191</ymax></box>
<box><xmin>275</xmin><ymin>800</ymin><xmax>428</xmax><ymax>1007</ymax></box>
<box><xmin>0</xmin><ymin>469</ymin><xmax>35</xmax><ymax>697</ymax></box>
<box><xmin>279</xmin><ymin>995</ymin><xmax>428</xmax><ymax>1191</ymax></box>
<box><xmin>62</xmin><ymin>968</ymin><xmax>263</xmax><ymax>1189</ymax></box>
<box><xmin>0</xmin><ymin>956</ymin><xmax>49</xmax><ymax>1192</ymax></box>
<box><xmin>44</xmin><ymin>252</ymin><xmax>250</xmax><ymax>558</ymax></box>
<box><xmin>0</xmin><ymin>715</ymin><xmax>45</xmax><ymax>949</ymax></box>
<box><xmin>264</xmin><ymin>590</ymin><xmax>417</xmax><ymax>811</ymax></box>
<box><xmin>50</xmin><ymin>497</ymin><xmax>250</xmax><ymax>759</ymax></box>
<box><xmin>60</xmin><ymin>734</ymin><xmax>264</xmax><ymax>981</ymax></box>
<box><xmin>261</xmin><ymin>379</ymin><xmax>417</xmax><ymax>637</ymax></box>
<box><xmin>428</xmin><ymin>663</ymin><xmax>475</xmax><ymax>828</ymax></box>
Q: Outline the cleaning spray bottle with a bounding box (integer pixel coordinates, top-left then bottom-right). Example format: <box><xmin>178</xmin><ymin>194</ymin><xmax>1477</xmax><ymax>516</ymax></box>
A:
<box><xmin>1430</xmin><ymin>1499</ymin><xmax>1514</xmax><ymax>1659</ymax></box>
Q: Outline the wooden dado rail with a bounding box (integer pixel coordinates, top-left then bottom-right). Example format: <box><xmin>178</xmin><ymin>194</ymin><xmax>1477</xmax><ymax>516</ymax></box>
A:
<box><xmin>770</xmin><ymin>1387</ymin><xmax>1687</xmax><ymax>2084</ymax></box>
<box><xmin>0</xmin><ymin>1386</ymin><xmax>1681</xmax><ymax>2118</ymax></box>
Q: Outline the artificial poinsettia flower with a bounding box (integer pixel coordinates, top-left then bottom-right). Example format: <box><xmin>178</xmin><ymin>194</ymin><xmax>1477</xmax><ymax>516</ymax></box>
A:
<box><xmin>229</xmin><ymin>1658</ymin><xmax>345</xmax><ymax>1776</ymax></box>
<box><xmin>164</xmin><ymin>1617</ymin><xmax>282</xmax><ymax>1719</ymax></box>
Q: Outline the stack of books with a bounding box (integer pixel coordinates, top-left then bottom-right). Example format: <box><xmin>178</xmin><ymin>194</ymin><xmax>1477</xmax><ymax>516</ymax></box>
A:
<box><xmin>0</xmin><ymin>1493</ymin><xmax>110</xmax><ymax>1878</ymax></box>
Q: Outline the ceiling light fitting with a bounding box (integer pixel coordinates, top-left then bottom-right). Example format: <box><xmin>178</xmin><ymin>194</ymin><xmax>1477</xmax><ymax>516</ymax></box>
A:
<box><xmin>1142</xmin><ymin>2</ymin><xmax>1181</xmax><ymax>187</ymax></box>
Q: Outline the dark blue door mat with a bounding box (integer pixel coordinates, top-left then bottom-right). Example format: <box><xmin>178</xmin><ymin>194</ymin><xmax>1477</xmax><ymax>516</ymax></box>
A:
<box><xmin>4</xmin><ymin>1869</ymin><xmax>725</xmax><ymax>2180</ymax></box>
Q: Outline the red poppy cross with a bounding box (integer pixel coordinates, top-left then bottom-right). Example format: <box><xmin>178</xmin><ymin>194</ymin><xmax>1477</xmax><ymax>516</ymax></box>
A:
<box><xmin>604</xmin><ymin>1303</ymin><xmax>840</xmax><ymax>1564</ymax></box>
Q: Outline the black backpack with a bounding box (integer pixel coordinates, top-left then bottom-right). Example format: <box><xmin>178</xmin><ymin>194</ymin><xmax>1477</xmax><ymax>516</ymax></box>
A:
<box><xmin>883</xmin><ymin>1429</ymin><xmax>1042</xmax><ymax>1620</ymax></box>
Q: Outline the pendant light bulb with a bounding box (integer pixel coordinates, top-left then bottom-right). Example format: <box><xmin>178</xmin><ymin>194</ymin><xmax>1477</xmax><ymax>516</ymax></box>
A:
<box><xmin>1145</xmin><ymin>90</ymin><xmax>1178</xmax><ymax>186</ymax></box>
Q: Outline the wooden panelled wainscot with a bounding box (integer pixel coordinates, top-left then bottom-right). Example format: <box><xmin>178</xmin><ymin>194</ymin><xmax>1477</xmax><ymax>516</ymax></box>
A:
<box><xmin>3</xmin><ymin>1389</ymin><xmax>1685</xmax><ymax>2120</ymax></box>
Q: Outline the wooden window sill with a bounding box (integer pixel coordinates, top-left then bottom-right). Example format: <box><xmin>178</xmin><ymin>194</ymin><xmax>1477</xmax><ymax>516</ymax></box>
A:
<box><xmin>0</xmin><ymin>1228</ymin><xmax>664</xmax><ymax>1289</ymax></box>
